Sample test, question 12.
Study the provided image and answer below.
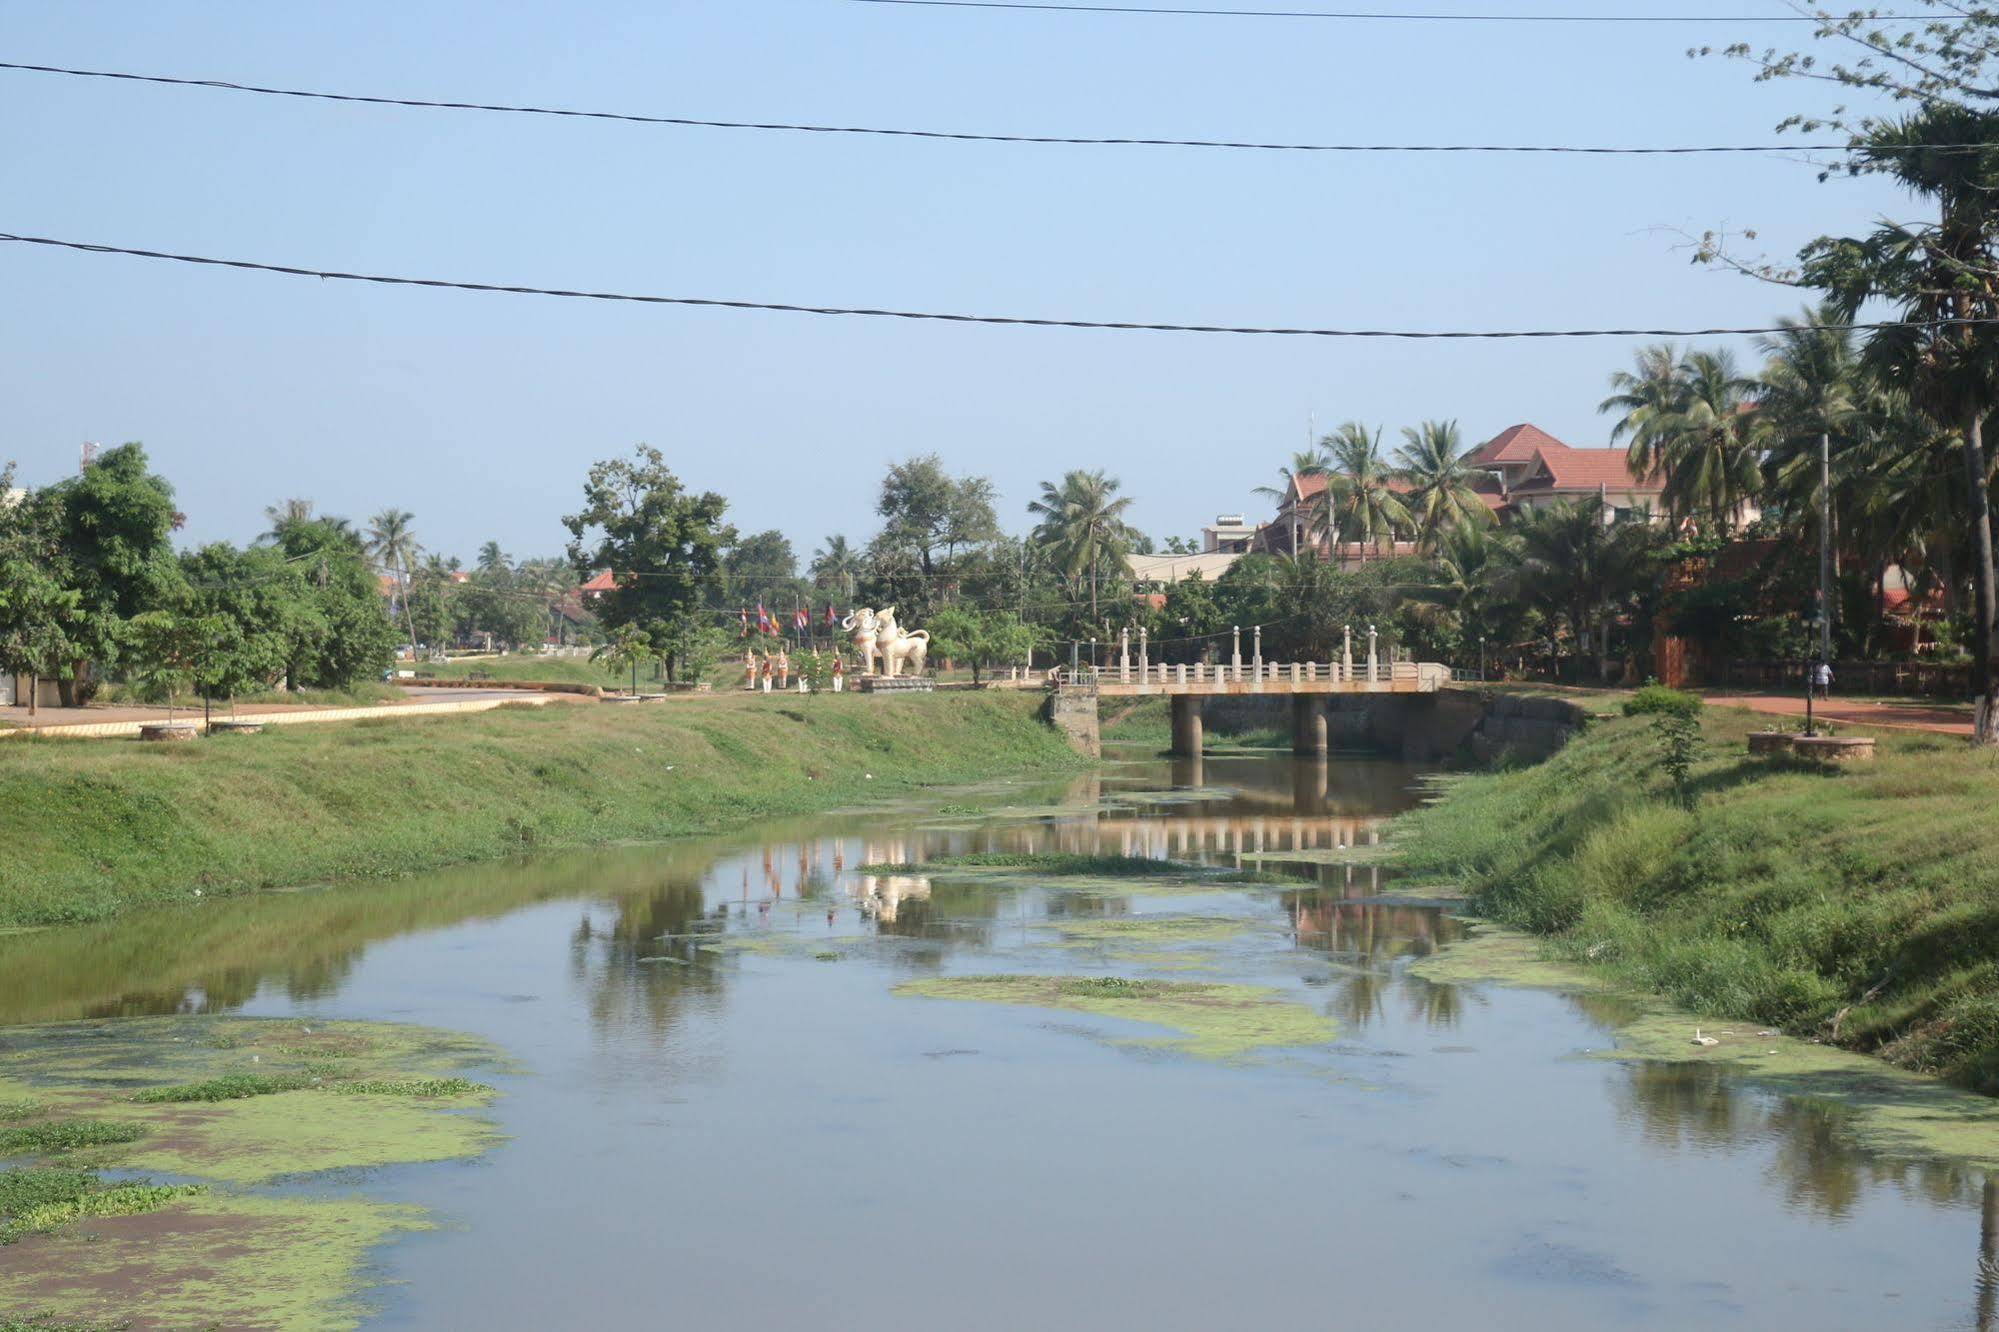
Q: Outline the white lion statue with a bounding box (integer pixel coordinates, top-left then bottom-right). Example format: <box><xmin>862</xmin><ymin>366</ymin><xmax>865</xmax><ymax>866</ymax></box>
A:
<box><xmin>841</xmin><ymin>608</ymin><xmax>882</xmax><ymax>675</ymax></box>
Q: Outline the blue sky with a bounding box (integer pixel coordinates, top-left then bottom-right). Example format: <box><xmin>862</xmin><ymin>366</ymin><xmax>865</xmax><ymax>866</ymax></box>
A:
<box><xmin>1</xmin><ymin>1</ymin><xmax>1909</xmax><ymax>559</ymax></box>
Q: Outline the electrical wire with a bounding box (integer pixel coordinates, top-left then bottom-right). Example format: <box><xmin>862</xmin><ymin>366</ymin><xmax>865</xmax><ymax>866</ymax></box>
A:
<box><xmin>0</xmin><ymin>59</ymin><xmax>1934</xmax><ymax>156</ymax></box>
<box><xmin>9</xmin><ymin>231</ymin><xmax>1999</xmax><ymax>340</ymax></box>
<box><xmin>847</xmin><ymin>0</ymin><xmax>1921</xmax><ymax>22</ymax></box>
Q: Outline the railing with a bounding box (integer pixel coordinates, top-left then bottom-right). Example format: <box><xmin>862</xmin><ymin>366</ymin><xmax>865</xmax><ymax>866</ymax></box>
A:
<box><xmin>1049</xmin><ymin>658</ymin><xmax>1432</xmax><ymax>689</ymax></box>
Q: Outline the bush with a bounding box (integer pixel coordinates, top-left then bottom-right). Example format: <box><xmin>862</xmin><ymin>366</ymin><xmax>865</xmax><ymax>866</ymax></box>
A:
<box><xmin>1623</xmin><ymin>684</ymin><xmax>1704</xmax><ymax>719</ymax></box>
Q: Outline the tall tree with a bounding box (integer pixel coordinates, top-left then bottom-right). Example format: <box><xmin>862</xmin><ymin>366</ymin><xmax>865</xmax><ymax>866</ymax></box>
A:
<box><xmin>1028</xmin><ymin>469</ymin><xmax>1138</xmax><ymax>621</ymax></box>
<box><xmin>1601</xmin><ymin>343</ymin><xmax>1684</xmax><ymax>482</ymax></box>
<box><xmin>0</xmin><ymin>469</ymin><xmax>76</xmax><ymax>716</ymax></box>
<box><xmin>564</xmin><ymin>445</ymin><xmax>735</xmax><ymax>682</ymax></box>
<box><xmin>35</xmin><ymin>443</ymin><xmax>184</xmax><ymax>704</ymax></box>
<box><xmin>875</xmin><ymin>455</ymin><xmax>999</xmax><ymax>580</ymax></box>
<box><xmin>1395</xmin><ymin>420</ymin><xmax>1492</xmax><ymax>551</ymax></box>
<box><xmin>810</xmin><ymin>535</ymin><xmax>862</xmax><ymax>601</ymax></box>
<box><xmin>1654</xmin><ymin>350</ymin><xmax>1764</xmax><ymax>535</ymax></box>
<box><xmin>1801</xmin><ymin>105</ymin><xmax>1999</xmax><ymax>741</ymax></box>
<box><xmin>1320</xmin><ymin>423</ymin><xmax>1412</xmax><ymax>561</ymax></box>
<box><xmin>366</xmin><ymin>508</ymin><xmax>422</xmax><ymax>651</ymax></box>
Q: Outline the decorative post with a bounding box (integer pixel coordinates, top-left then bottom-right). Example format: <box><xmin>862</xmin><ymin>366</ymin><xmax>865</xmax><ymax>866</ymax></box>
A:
<box><xmin>1367</xmin><ymin>624</ymin><xmax>1379</xmax><ymax>683</ymax></box>
<box><xmin>1119</xmin><ymin>627</ymin><xmax>1131</xmax><ymax>683</ymax></box>
<box><xmin>1342</xmin><ymin>625</ymin><xmax>1353</xmax><ymax>684</ymax></box>
<box><xmin>1231</xmin><ymin>625</ymin><xmax>1242</xmax><ymax>682</ymax></box>
<box><xmin>1252</xmin><ymin>625</ymin><xmax>1263</xmax><ymax>680</ymax></box>
<box><xmin>1138</xmin><ymin>628</ymin><xmax>1149</xmax><ymax>685</ymax></box>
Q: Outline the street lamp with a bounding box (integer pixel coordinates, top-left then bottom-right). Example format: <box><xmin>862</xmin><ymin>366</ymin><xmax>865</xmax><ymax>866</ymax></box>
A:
<box><xmin>1479</xmin><ymin>636</ymin><xmax>1487</xmax><ymax>683</ymax></box>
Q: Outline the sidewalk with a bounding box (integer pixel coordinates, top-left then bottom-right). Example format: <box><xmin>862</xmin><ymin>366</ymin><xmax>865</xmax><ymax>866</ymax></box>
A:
<box><xmin>0</xmin><ymin>688</ymin><xmax>572</xmax><ymax>739</ymax></box>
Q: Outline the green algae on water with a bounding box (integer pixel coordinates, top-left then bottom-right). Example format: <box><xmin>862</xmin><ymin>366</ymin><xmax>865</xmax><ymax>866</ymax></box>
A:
<box><xmin>895</xmin><ymin>973</ymin><xmax>1337</xmax><ymax>1060</ymax></box>
<box><xmin>0</xmin><ymin>1015</ymin><xmax>507</xmax><ymax>1330</ymax></box>
<box><xmin>1413</xmin><ymin>924</ymin><xmax>1999</xmax><ymax>1172</ymax></box>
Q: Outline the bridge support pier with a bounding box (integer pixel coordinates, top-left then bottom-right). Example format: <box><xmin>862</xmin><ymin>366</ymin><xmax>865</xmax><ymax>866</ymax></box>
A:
<box><xmin>1169</xmin><ymin>694</ymin><xmax>1204</xmax><ymax>757</ymax></box>
<box><xmin>1292</xmin><ymin>695</ymin><xmax>1330</xmax><ymax>756</ymax></box>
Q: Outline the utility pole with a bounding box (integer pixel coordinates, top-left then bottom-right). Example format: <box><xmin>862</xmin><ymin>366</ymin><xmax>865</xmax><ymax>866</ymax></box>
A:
<box><xmin>1819</xmin><ymin>431</ymin><xmax>1834</xmax><ymax>667</ymax></box>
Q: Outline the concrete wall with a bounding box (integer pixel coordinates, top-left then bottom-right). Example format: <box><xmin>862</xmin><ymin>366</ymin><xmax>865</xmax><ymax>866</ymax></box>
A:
<box><xmin>1047</xmin><ymin>689</ymin><xmax>1102</xmax><ymax>758</ymax></box>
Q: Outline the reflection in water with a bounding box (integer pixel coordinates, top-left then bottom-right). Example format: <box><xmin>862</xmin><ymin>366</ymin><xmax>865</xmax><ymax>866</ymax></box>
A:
<box><xmin>6</xmin><ymin>748</ymin><xmax>1997</xmax><ymax>1327</ymax></box>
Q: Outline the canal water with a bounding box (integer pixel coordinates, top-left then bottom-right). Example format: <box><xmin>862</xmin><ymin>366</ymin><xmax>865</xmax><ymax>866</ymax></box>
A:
<box><xmin>3</xmin><ymin>747</ymin><xmax>1994</xmax><ymax>1330</ymax></box>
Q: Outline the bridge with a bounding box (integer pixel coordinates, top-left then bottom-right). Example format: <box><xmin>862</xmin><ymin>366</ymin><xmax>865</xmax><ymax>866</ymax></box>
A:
<box><xmin>1045</xmin><ymin>625</ymin><xmax>1450</xmax><ymax>757</ymax></box>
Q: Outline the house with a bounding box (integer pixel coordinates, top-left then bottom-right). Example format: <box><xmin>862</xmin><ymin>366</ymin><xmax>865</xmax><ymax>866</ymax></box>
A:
<box><xmin>1128</xmin><ymin>516</ymin><xmax>1261</xmax><ymax>587</ymax></box>
<box><xmin>1255</xmin><ymin>474</ymin><xmax>1425</xmax><ymax>567</ymax></box>
<box><xmin>579</xmin><ymin>569</ymin><xmax>620</xmax><ymax>600</ymax></box>
<box><xmin>1464</xmin><ymin>423</ymin><xmax>1666</xmax><ymax>521</ymax></box>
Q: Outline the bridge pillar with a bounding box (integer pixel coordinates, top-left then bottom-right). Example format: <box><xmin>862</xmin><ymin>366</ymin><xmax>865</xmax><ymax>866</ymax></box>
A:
<box><xmin>1292</xmin><ymin>695</ymin><xmax>1330</xmax><ymax>756</ymax></box>
<box><xmin>1170</xmin><ymin>693</ymin><xmax>1205</xmax><ymax>757</ymax></box>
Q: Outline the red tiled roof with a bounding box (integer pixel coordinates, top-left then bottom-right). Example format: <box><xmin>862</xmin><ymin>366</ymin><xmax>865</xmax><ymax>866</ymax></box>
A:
<box><xmin>580</xmin><ymin>570</ymin><xmax>619</xmax><ymax>593</ymax></box>
<box><xmin>1515</xmin><ymin>449</ymin><xmax>1661</xmax><ymax>493</ymax></box>
<box><xmin>1465</xmin><ymin>423</ymin><xmax>1572</xmax><ymax>468</ymax></box>
<box><xmin>1294</xmin><ymin>473</ymin><xmax>1328</xmax><ymax>501</ymax></box>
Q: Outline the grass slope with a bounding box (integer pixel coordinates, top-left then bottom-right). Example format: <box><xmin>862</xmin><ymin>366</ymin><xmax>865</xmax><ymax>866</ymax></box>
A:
<box><xmin>0</xmin><ymin>692</ymin><xmax>1081</xmax><ymax>928</ymax></box>
<box><xmin>1394</xmin><ymin>704</ymin><xmax>1999</xmax><ymax>1093</ymax></box>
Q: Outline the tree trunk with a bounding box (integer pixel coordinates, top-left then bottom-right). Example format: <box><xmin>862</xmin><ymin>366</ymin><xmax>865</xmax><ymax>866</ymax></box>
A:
<box><xmin>25</xmin><ymin>673</ymin><xmax>36</xmax><ymax>718</ymax></box>
<box><xmin>1965</xmin><ymin>411</ymin><xmax>1999</xmax><ymax>743</ymax></box>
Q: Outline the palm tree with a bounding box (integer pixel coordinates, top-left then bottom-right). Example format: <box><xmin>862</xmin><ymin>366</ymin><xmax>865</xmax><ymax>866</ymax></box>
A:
<box><xmin>1027</xmin><ymin>469</ymin><xmax>1138</xmax><ymax>621</ymax></box>
<box><xmin>366</xmin><ymin>509</ymin><xmax>422</xmax><ymax>651</ymax></box>
<box><xmin>1655</xmin><ymin>350</ymin><xmax>1763</xmax><ymax>535</ymax></box>
<box><xmin>1510</xmin><ymin>498</ymin><xmax>1611</xmax><ymax>682</ymax></box>
<box><xmin>1253</xmin><ymin>447</ymin><xmax>1331</xmax><ymax>555</ymax></box>
<box><xmin>810</xmin><ymin>535</ymin><xmax>862</xmax><ymax>600</ymax></box>
<box><xmin>1600</xmin><ymin>343</ymin><xmax>1683</xmax><ymax>482</ymax></box>
<box><xmin>262</xmin><ymin>497</ymin><xmax>315</xmax><ymax>543</ymax></box>
<box><xmin>476</xmin><ymin>541</ymin><xmax>511</xmax><ymax>576</ymax></box>
<box><xmin>1395</xmin><ymin>420</ymin><xmax>1492</xmax><ymax>551</ymax></box>
<box><xmin>1319</xmin><ymin>423</ymin><xmax>1412</xmax><ymax>561</ymax></box>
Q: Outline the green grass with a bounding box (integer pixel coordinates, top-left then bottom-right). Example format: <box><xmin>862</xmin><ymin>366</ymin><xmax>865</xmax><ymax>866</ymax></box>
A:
<box><xmin>0</xmin><ymin>1120</ymin><xmax>145</xmax><ymax>1156</ymax></box>
<box><xmin>328</xmin><ymin>1077</ymin><xmax>487</xmax><ymax>1097</ymax></box>
<box><xmin>415</xmin><ymin>655</ymin><xmax>626</xmax><ymax>687</ymax></box>
<box><xmin>1394</xmin><ymin>705</ymin><xmax>1999</xmax><ymax>1093</ymax></box>
<box><xmin>131</xmin><ymin>1073</ymin><xmax>317</xmax><ymax>1103</ymax></box>
<box><xmin>0</xmin><ymin>692</ymin><xmax>1083</xmax><ymax>928</ymax></box>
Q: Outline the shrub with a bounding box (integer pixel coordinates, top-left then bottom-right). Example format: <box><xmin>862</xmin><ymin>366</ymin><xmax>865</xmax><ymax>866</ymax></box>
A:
<box><xmin>1623</xmin><ymin>684</ymin><xmax>1704</xmax><ymax>719</ymax></box>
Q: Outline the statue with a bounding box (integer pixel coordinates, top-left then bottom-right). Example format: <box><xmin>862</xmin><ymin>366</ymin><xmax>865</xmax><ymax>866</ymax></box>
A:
<box><xmin>841</xmin><ymin>608</ymin><xmax>882</xmax><ymax>675</ymax></box>
<box><xmin>873</xmin><ymin>606</ymin><xmax>930</xmax><ymax>679</ymax></box>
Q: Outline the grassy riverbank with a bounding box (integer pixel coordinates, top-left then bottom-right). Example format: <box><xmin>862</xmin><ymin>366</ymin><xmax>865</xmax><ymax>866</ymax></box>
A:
<box><xmin>0</xmin><ymin>692</ymin><xmax>1082</xmax><ymax>929</ymax></box>
<box><xmin>1394</xmin><ymin>703</ymin><xmax>1999</xmax><ymax>1093</ymax></box>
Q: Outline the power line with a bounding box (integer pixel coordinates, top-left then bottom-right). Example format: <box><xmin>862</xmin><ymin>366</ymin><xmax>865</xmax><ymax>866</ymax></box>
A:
<box><xmin>0</xmin><ymin>59</ymin><xmax>1919</xmax><ymax>156</ymax></box>
<box><xmin>848</xmin><ymin>0</ymin><xmax>1920</xmax><ymax>21</ymax></box>
<box><xmin>7</xmin><ymin>230</ymin><xmax>1996</xmax><ymax>340</ymax></box>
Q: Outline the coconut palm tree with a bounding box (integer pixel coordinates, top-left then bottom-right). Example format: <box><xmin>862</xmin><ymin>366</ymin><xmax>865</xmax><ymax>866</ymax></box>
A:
<box><xmin>1395</xmin><ymin>420</ymin><xmax>1492</xmax><ymax>551</ymax></box>
<box><xmin>1253</xmin><ymin>447</ymin><xmax>1331</xmax><ymax>555</ymax></box>
<box><xmin>810</xmin><ymin>535</ymin><xmax>862</xmax><ymax>600</ymax></box>
<box><xmin>476</xmin><ymin>541</ymin><xmax>511</xmax><ymax>577</ymax></box>
<box><xmin>1319</xmin><ymin>423</ymin><xmax>1412</xmax><ymax>561</ymax></box>
<box><xmin>1600</xmin><ymin>344</ymin><xmax>1683</xmax><ymax>482</ymax></box>
<box><xmin>1028</xmin><ymin>469</ymin><xmax>1138</xmax><ymax>621</ymax></box>
<box><xmin>261</xmin><ymin>497</ymin><xmax>315</xmax><ymax>543</ymax></box>
<box><xmin>366</xmin><ymin>508</ymin><xmax>422</xmax><ymax>651</ymax></box>
<box><xmin>1652</xmin><ymin>350</ymin><xmax>1763</xmax><ymax>535</ymax></box>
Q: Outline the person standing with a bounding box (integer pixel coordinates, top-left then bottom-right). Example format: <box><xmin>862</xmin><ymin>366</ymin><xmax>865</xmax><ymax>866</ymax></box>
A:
<box><xmin>1814</xmin><ymin>660</ymin><xmax>1833</xmax><ymax>701</ymax></box>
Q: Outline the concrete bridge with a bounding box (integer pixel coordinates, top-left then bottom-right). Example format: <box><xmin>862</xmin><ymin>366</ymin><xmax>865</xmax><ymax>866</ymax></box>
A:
<box><xmin>1046</xmin><ymin>625</ymin><xmax>1450</xmax><ymax>757</ymax></box>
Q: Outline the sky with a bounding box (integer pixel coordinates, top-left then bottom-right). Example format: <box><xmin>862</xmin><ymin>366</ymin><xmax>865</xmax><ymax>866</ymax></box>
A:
<box><xmin>0</xmin><ymin>0</ymin><xmax>1917</xmax><ymax>561</ymax></box>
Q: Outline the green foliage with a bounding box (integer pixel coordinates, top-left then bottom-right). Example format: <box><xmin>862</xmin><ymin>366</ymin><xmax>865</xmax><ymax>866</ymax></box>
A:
<box><xmin>924</xmin><ymin>608</ymin><xmax>1041</xmax><ymax>682</ymax></box>
<box><xmin>131</xmin><ymin>1073</ymin><xmax>316</xmax><ymax>1103</ymax></box>
<box><xmin>1393</xmin><ymin>708</ymin><xmax>1999</xmax><ymax>1092</ymax></box>
<box><xmin>564</xmin><ymin>445</ymin><xmax>735</xmax><ymax>680</ymax></box>
<box><xmin>1651</xmin><ymin>711</ymin><xmax>1705</xmax><ymax>808</ymax></box>
<box><xmin>328</xmin><ymin>1077</ymin><xmax>486</xmax><ymax>1097</ymax></box>
<box><xmin>591</xmin><ymin>623</ymin><xmax>654</xmax><ymax>693</ymax></box>
<box><xmin>0</xmin><ymin>1120</ymin><xmax>144</xmax><ymax>1155</ymax></box>
<box><xmin>1623</xmin><ymin>684</ymin><xmax>1705</xmax><ymax>719</ymax></box>
<box><xmin>0</xmin><ymin>467</ymin><xmax>77</xmax><ymax>694</ymax></box>
<box><xmin>0</xmin><ymin>692</ymin><xmax>1082</xmax><ymax>928</ymax></box>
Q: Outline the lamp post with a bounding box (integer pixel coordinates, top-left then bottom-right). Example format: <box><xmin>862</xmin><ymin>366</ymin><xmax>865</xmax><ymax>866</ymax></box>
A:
<box><xmin>1479</xmin><ymin>635</ymin><xmax>1487</xmax><ymax>683</ymax></box>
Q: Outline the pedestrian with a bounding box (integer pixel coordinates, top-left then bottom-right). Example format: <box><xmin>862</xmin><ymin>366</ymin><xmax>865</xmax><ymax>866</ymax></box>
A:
<box><xmin>831</xmin><ymin>653</ymin><xmax>845</xmax><ymax>693</ymax></box>
<box><xmin>1814</xmin><ymin>660</ymin><xmax>1833</xmax><ymax>701</ymax></box>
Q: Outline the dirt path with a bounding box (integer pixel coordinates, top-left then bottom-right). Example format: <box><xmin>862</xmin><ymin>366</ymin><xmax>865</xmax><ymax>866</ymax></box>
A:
<box><xmin>1704</xmin><ymin>692</ymin><xmax>1973</xmax><ymax>737</ymax></box>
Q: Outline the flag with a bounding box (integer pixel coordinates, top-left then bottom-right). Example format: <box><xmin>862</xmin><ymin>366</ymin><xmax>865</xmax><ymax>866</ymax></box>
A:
<box><xmin>793</xmin><ymin>606</ymin><xmax>808</xmax><ymax>633</ymax></box>
<box><xmin>825</xmin><ymin>604</ymin><xmax>836</xmax><ymax>627</ymax></box>
<box><xmin>756</xmin><ymin>603</ymin><xmax>771</xmax><ymax>635</ymax></box>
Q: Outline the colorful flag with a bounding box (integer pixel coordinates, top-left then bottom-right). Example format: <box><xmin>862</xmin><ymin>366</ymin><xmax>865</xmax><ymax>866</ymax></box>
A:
<box><xmin>825</xmin><ymin>604</ymin><xmax>836</xmax><ymax>626</ymax></box>
<box><xmin>793</xmin><ymin>606</ymin><xmax>808</xmax><ymax>633</ymax></box>
<box><xmin>756</xmin><ymin>603</ymin><xmax>771</xmax><ymax>635</ymax></box>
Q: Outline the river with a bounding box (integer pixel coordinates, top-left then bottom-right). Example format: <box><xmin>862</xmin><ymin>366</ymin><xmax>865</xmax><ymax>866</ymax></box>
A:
<box><xmin>2</xmin><ymin>745</ymin><xmax>1993</xmax><ymax>1330</ymax></box>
